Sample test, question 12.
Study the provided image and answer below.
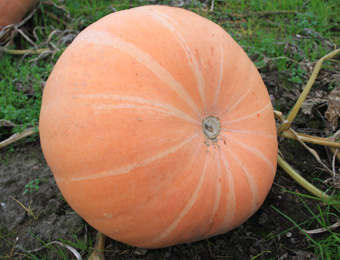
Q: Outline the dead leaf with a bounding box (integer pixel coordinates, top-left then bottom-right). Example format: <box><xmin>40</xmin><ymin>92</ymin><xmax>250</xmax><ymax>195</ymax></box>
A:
<box><xmin>292</xmin><ymin>250</ymin><xmax>317</xmax><ymax>260</ymax></box>
<box><xmin>325</xmin><ymin>88</ymin><xmax>340</xmax><ymax>132</ymax></box>
<box><xmin>301</xmin><ymin>90</ymin><xmax>328</xmax><ymax>117</ymax></box>
<box><xmin>300</xmin><ymin>28</ymin><xmax>335</xmax><ymax>49</ymax></box>
<box><xmin>282</xmin><ymin>87</ymin><xmax>303</xmax><ymax>102</ymax></box>
<box><xmin>263</xmin><ymin>56</ymin><xmax>276</xmax><ymax>71</ymax></box>
<box><xmin>283</xmin><ymin>42</ymin><xmax>306</xmax><ymax>59</ymax></box>
<box><xmin>325</xmin><ymin>175</ymin><xmax>340</xmax><ymax>189</ymax></box>
<box><xmin>319</xmin><ymin>71</ymin><xmax>340</xmax><ymax>88</ymax></box>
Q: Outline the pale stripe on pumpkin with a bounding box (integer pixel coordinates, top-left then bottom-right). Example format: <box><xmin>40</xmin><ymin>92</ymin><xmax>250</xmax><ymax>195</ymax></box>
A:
<box><xmin>220</xmin><ymin>65</ymin><xmax>256</xmax><ymax>117</ymax></box>
<box><xmin>55</xmin><ymin>133</ymin><xmax>200</xmax><ymax>183</ymax></box>
<box><xmin>224</xmin><ymin>136</ymin><xmax>276</xmax><ymax>175</ymax></box>
<box><xmin>139</xmin><ymin>8</ymin><xmax>207</xmax><ymax>110</ymax></box>
<box><xmin>219</xmin><ymin>151</ymin><xmax>237</xmax><ymax>230</ymax></box>
<box><xmin>212</xmin><ymin>43</ymin><xmax>225</xmax><ymax>110</ymax></box>
<box><xmin>221</xmin><ymin>128</ymin><xmax>277</xmax><ymax>140</ymax></box>
<box><xmin>205</xmin><ymin>149</ymin><xmax>223</xmax><ymax>235</ymax></box>
<box><xmin>224</xmin><ymin>102</ymin><xmax>273</xmax><ymax>124</ymax></box>
<box><xmin>153</xmin><ymin>155</ymin><xmax>208</xmax><ymax>243</ymax></box>
<box><xmin>73</xmin><ymin>31</ymin><xmax>200</xmax><ymax>116</ymax></box>
<box><xmin>80</xmin><ymin>94</ymin><xmax>200</xmax><ymax>124</ymax></box>
<box><xmin>226</xmin><ymin>148</ymin><xmax>259</xmax><ymax>215</ymax></box>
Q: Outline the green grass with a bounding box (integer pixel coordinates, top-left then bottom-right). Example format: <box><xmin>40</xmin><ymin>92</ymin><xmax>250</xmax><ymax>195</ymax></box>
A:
<box><xmin>203</xmin><ymin>0</ymin><xmax>339</xmax><ymax>88</ymax></box>
<box><xmin>272</xmin><ymin>190</ymin><xmax>340</xmax><ymax>260</ymax></box>
<box><xmin>1</xmin><ymin>0</ymin><xmax>340</xmax><ymax>259</ymax></box>
<box><xmin>0</xmin><ymin>225</ymin><xmax>96</xmax><ymax>259</ymax></box>
<box><xmin>0</xmin><ymin>56</ymin><xmax>48</xmax><ymax>136</ymax></box>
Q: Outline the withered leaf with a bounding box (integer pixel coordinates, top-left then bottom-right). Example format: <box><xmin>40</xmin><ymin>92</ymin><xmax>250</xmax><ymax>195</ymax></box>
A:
<box><xmin>301</xmin><ymin>90</ymin><xmax>328</xmax><ymax>117</ymax></box>
<box><xmin>325</xmin><ymin>88</ymin><xmax>340</xmax><ymax>132</ymax></box>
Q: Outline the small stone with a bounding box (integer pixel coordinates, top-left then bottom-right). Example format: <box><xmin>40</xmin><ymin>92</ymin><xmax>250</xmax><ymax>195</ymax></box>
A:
<box><xmin>134</xmin><ymin>247</ymin><xmax>147</xmax><ymax>255</ymax></box>
<box><xmin>290</xmin><ymin>237</ymin><xmax>297</xmax><ymax>244</ymax></box>
<box><xmin>258</xmin><ymin>212</ymin><xmax>268</xmax><ymax>225</ymax></box>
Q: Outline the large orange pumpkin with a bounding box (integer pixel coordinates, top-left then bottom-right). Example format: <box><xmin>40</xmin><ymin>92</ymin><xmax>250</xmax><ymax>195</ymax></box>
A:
<box><xmin>39</xmin><ymin>5</ymin><xmax>278</xmax><ymax>248</ymax></box>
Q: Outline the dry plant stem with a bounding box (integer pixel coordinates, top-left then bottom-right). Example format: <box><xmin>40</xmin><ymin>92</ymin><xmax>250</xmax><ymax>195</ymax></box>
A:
<box><xmin>9</xmin><ymin>237</ymin><xmax>19</xmax><ymax>258</ymax></box>
<box><xmin>43</xmin><ymin>0</ymin><xmax>71</xmax><ymax>19</ymax></box>
<box><xmin>16</xmin><ymin>241</ymin><xmax>82</xmax><ymax>260</ymax></box>
<box><xmin>329</xmin><ymin>58</ymin><xmax>340</xmax><ymax>64</ymax></box>
<box><xmin>303</xmin><ymin>219</ymin><xmax>340</xmax><ymax>235</ymax></box>
<box><xmin>330</xmin><ymin>147</ymin><xmax>340</xmax><ymax>166</ymax></box>
<box><xmin>11</xmin><ymin>197</ymin><xmax>38</xmax><ymax>220</ymax></box>
<box><xmin>3</xmin><ymin>48</ymin><xmax>50</xmax><ymax>55</ymax></box>
<box><xmin>277</xmin><ymin>110</ymin><xmax>334</xmax><ymax>175</ymax></box>
<box><xmin>277</xmin><ymin>155</ymin><xmax>340</xmax><ymax>211</ymax></box>
<box><xmin>17</xmin><ymin>28</ymin><xmax>37</xmax><ymax>47</ymax></box>
<box><xmin>331</xmin><ymin>148</ymin><xmax>338</xmax><ymax>175</ymax></box>
<box><xmin>288</xmin><ymin>128</ymin><xmax>334</xmax><ymax>175</ymax></box>
<box><xmin>285</xmin><ymin>48</ymin><xmax>340</xmax><ymax>126</ymax></box>
<box><xmin>280</xmin><ymin>130</ymin><xmax>340</xmax><ymax>149</ymax></box>
<box><xmin>329</xmin><ymin>129</ymin><xmax>340</xmax><ymax>166</ymax></box>
<box><xmin>43</xmin><ymin>10</ymin><xmax>68</xmax><ymax>26</ymax></box>
<box><xmin>3</xmin><ymin>47</ymin><xmax>67</xmax><ymax>55</ymax></box>
<box><xmin>0</xmin><ymin>127</ymin><xmax>38</xmax><ymax>149</ymax></box>
<box><xmin>210</xmin><ymin>0</ymin><xmax>215</xmax><ymax>12</ymax></box>
<box><xmin>88</xmin><ymin>232</ymin><xmax>106</xmax><ymax>260</ymax></box>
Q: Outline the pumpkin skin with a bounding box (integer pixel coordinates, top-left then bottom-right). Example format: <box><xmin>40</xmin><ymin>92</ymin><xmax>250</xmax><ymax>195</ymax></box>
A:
<box><xmin>39</xmin><ymin>5</ymin><xmax>278</xmax><ymax>249</ymax></box>
<box><xmin>0</xmin><ymin>0</ymin><xmax>38</xmax><ymax>28</ymax></box>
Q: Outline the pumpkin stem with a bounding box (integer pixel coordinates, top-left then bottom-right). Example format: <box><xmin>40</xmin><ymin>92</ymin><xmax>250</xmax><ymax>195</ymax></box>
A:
<box><xmin>202</xmin><ymin>116</ymin><xmax>221</xmax><ymax>141</ymax></box>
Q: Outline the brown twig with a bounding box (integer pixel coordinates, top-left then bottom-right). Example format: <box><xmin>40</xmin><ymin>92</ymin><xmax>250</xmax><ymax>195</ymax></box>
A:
<box><xmin>3</xmin><ymin>48</ymin><xmax>51</xmax><ymax>55</ymax></box>
<box><xmin>88</xmin><ymin>232</ymin><xmax>106</xmax><ymax>260</ymax></box>
<box><xmin>43</xmin><ymin>1</ymin><xmax>71</xmax><ymax>17</ymax></box>
<box><xmin>289</xmin><ymin>128</ymin><xmax>335</xmax><ymax>176</ymax></box>
<box><xmin>0</xmin><ymin>127</ymin><xmax>38</xmax><ymax>149</ymax></box>
<box><xmin>303</xmin><ymin>219</ymin><xmax>340</xmax><ymax>235</ymax></box>
<box><xmin>276</xmin><ymin>49</ymin><xmax>340</xmax><ymax>208</ymax></box>
<box><xmin>11</xmin><ymin>197</ymin><xmax>38</xmax><ymax>220</ymax></box>
<box><xmin>277</xmin><ymin>155</ymin><xmax>340</xmax><ymax>210</ymax></box>
<box><xmin>279</xmin><ymin>130</ymin><xmax>340</xmax><ymax>149</ymax></box>
<box><xmin>16</xmin><ymin>241</ymin><xmax>82</xmax><ymax>259</ymax></box>
<box><xmin>330</xmin><ymin>129</ymin><xmax>340</xmax><ymax>175</ymax></box>
<box><xmin>43</xmin><ymin>10</ymin><xmax>68</xmax><ymax>26</ymax></box>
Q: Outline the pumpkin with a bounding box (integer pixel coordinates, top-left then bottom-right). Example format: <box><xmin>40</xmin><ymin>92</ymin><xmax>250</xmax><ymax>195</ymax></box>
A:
<box><xmin>0</xmin><ymin>0</ymin><xmax>38</xmax><ymax>28</ymax></box>
<box><xmin>39</xmin><ymin>5</ymin><xmax>278</xmax><ymax>249</ymax></box>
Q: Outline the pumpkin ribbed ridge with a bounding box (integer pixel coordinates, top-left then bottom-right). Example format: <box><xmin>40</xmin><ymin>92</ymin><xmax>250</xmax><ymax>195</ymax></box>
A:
<box><xmin>39</xmin><ymin>5</ymin><xmax>278</xmax><ymax>248</ymax></box>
